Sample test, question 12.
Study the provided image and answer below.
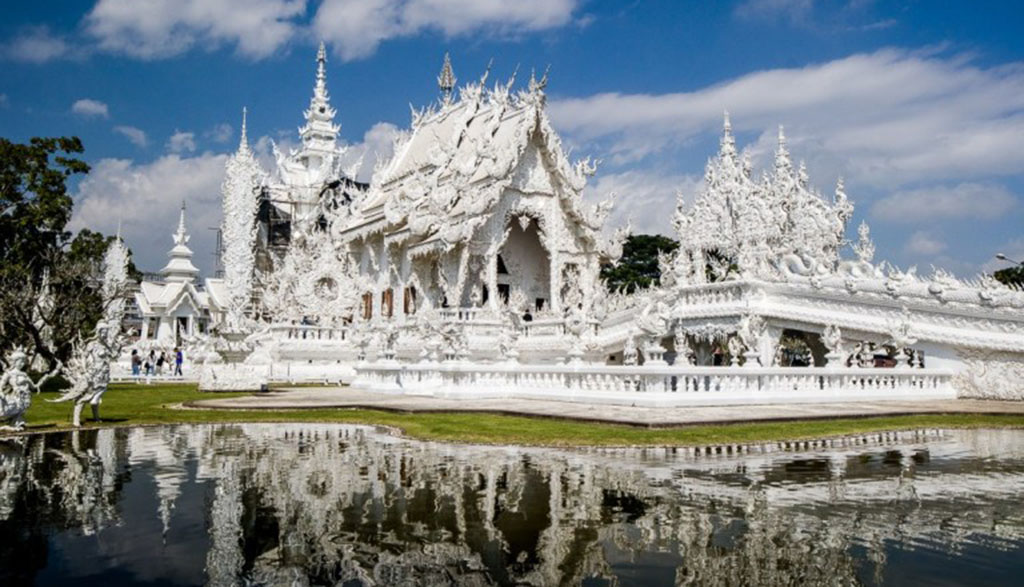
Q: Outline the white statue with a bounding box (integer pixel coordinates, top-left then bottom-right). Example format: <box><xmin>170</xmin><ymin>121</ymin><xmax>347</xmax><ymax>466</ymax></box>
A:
<box><xmin>0</xmin><ymin>348</ymin><xmax>61</xmax><ymax>430</ymax></box>
<box><xmin>822</xmin><ymin>325</ymin><xmax>846</xmax><ymax>367</ymax></box>
<box><xmin>887</xmin><ymin>308</ymin><xmax>918</xmax><ymax>369</ymax></box>
<box><xmin>497</xmin><ymin>307</ymin><xmax>520</xmax><ymax>363</ymax></box>
<box><xmin>623</xmin><ymin>335</ymin><xmax>639</xmax><ymax>366</ymax></box>
<box><xmin>727</xmin><ymin>336</ymin><xmax>745</xmax><ymax>367</ymax></box>
<box><xmin>50</xmin><ymin>322</ymin><xmax>116</xmax><ymax>427</ymax></box>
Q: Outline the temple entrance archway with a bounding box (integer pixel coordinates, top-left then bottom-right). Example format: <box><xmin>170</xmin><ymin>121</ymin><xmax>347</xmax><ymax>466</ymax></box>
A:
<box><xmin>497</xmin><ymin>217</ymin><xmax>550</xmax><ymax>312</ymax></box>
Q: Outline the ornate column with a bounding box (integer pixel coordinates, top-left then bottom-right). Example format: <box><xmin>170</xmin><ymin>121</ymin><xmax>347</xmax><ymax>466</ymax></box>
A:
<box><xmin>486</xmin><ymin>253</ymin><xmax>500</xmax><ymax>312</ymax></box>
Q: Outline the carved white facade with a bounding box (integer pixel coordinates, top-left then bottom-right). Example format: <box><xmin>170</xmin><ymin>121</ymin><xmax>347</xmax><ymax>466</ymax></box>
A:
<box><xmin>142</xmin><ymin>49</ymin><xmax>1024</xmax><ymax>401</ymax></box>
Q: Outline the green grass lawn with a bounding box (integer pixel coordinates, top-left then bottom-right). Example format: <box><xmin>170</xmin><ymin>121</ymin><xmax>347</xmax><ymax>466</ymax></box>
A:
<box><xmin>13</xmin><ymin>382</ymin><xmax>1024</xmax><ymax>447</ymax></box>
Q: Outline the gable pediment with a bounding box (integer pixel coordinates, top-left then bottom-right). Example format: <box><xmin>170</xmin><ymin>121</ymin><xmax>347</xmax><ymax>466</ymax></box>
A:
<box><xmin>509</xmin><ymin>139</ymin><xmax>555</xmax><ymax>195</ymax></box>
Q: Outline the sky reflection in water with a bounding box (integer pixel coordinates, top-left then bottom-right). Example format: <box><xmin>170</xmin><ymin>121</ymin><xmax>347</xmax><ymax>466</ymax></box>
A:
<box><xmin>1</xmin><ymin>425</ymin><xmax>1023</xmax><ymax>586</ymax></box>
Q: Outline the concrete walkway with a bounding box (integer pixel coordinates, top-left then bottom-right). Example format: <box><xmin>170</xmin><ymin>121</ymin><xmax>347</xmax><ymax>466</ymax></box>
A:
<box><xmin>188</xmin><ymin>387</ymin><xmax>1024</xmax><ymax>427</ymax></box>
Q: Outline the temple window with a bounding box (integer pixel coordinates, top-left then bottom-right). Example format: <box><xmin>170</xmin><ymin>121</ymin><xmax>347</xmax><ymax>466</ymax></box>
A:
<box><xmin>404</xmin><ymin>286</ymin><xmax>417</xmax><ymax>314</ymax></box>
<box><xmin>362</xmin><ymin>293</ymin><xmax>373</xmax><ymax>320</ymax></box>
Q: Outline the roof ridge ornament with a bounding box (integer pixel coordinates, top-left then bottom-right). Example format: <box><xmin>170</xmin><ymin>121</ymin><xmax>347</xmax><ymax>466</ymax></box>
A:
<box><xmin>528</xmin><ymin>65</ymin><xmax>550</xmax><ymax>94</ymax></box>
<box><xmin>438</xmin><ymin>52</ymin><xmax>456</xmax><ymax>102</ymax></box>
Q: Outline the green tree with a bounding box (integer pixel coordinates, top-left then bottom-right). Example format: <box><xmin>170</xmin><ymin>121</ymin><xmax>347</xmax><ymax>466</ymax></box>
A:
<box><xmin>601</xmin><ymin>234</ymin><xmax>679</xmax><ymax>293</ymax></box>
<box><xmin>994</xmin><ymin>266</ymin><xmax>1024</xmax><ymax>288</ymax></box>
<box><xmin>0</xmin><ymin>136</ymin><xmax>133</xmax><ymax>370</ymax></box>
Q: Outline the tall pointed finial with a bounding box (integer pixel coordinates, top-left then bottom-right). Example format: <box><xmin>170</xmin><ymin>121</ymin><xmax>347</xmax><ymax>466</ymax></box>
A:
<box><xmin>774</xmin><ymin>124</ymin><xmax>791</xmax><ymax>172</ymax></box>
<box><xmin>240</xmin><ymin>107</ymin><xmax>248</xmax><ymax>146</ymax></box>
<box><xmin>162</xmin><ymin>199</ymin><xmax>198</xmax><ymax>282</ymax></box>
<box><xmin>300</xmin><ymin>42</ymin><xmax>340</xmax><ymax>148</ymax></box>
<box><xmin>236</xmin><ymin>107</ymin><xmax>253</xmax><ymax>158</ymax></box>
<box><xmin>173</xmin><ymin>201</ymin><xmax>188</xmax><ymax>246</ymax></box>
<box><xmin>315</xmin><ymin>41</ymin><xmax>327</xmax><ymax>92</ymax></box>
<box><xmin>438</xmin><ymin>52</ymin><xmax>456</xmax><ymax>98</ymax></box>
<box><xmin>720</xmin><ymin>111</ymin><xmax>736</xmax><ymax>158</ymax></box>
<box><xmin>479</xmin><ymin>58</ymin><xmax>494</xmax><ymax>86</ymax></box>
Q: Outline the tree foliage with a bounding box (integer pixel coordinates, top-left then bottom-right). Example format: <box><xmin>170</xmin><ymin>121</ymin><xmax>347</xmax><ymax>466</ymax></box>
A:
<box><xmin>994</xmin><ymin>266</ymin><xmax>1024</xmax><ymax>288</ymax></box>
<box><xmin>0</xmin><ymin>136</ymin><xmax>134</xmax><ymax>370</ymax></box>
<box><xmin>601</xmin><ymin>234</ymin><xmax>680</xmax><ymax>293</ymax></box>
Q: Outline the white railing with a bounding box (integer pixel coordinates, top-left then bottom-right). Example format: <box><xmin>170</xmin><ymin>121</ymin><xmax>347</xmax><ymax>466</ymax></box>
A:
<box><xmin>270</xmin><ymin>324</ymin><xmax>348</xmax><ymax>341</ymax></box>
<box><xmin>352</xmin><ymin>362</ymin><xmax>956</xmax><ymax>407</ymax></box>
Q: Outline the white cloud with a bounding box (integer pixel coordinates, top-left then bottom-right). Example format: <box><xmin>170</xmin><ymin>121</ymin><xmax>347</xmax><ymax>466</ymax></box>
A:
<box><xmin>70</xmin><ymin>153</ymin><xmax>228</xmax><ymax>275</ymax></box>
<box><xmin>341</xmin><ymin>122</ymin><xmax>401</xmax><ymax>182</ymax></box>
<box><xmin>1</xmin><ymin>25</ymin><xmax>70</xmax><ymax>63</ymax></box>
<box><xmin>113</xmin><ymin>125</ymin><xmax>148</xmax><ymax>147</ymax></box>
<box><xmin>314</xmin><ymin>0</ymin><xmax>580</xmax><ymax>60</ymax></box>
<box><xmin>870</xmin><ymin>182</ymin><xmax>1017</xmax><ymax>223</ymax></box>
<box><xmin>167</xmin><ymin>130</ymin><xmax>197</xmax><ymax>153</ymax></box>
<box><xmin>84</xmin><ymin>0</ymin><xmax>306</xmax><ymax>59</ymax></box>
<box><xmin>548</xmin><ymin>48</ymin><xmax>1024</xmax><ymax>187</ymax></box>
<box><xmin>734</xmin><ymin>0</ymin><xmax>813</xmax><ymax>23</ymax></box>
<box><xmin>206</xmin><ymin>123</ymin><xmax>233</xmax><ymax>143</ymax></box>
<box><xmin>582</xmin><ymin>169</ymin><xmax>699</xmax><ymax>237</ymax></box>
<box><xmin>71</xmin><ymin>98</ymin><xmax>109</xmax><ymax>118</ymax></box>
<box><xmin>904</xmin><ymin>231</ymin><xmax>946</xmax><ymax>256</ymax></box>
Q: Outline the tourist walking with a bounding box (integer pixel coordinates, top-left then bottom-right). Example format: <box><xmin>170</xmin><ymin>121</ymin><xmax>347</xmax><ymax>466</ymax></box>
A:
<box><xmin>156</xmin><ymin>351</ymin><xmax>166</xmax><ymax>375</ymax></box>
<box><xmin>174</xmin><ymin>347</ymin><xmax>183</xmax><ymax>376</ymax></box>
<box><xmin>131</xmin><ymin>349</ymin><xmax>141</xmax><ymax>376</ymax></box>
<box><xmin>147</xmin><ymin>350</ymin><xmax>156</xmax><ymax>375</ymax></box>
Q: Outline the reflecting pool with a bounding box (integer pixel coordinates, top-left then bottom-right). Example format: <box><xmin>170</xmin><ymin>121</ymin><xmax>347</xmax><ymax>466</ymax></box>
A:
<box><xmin>1</xmin><ymin>425</ymin><xmax>1023</xmax><ymax>586</ymax></box>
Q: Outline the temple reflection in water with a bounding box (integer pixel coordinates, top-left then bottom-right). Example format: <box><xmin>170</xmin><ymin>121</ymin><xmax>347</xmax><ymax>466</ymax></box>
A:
<box><xmin>2</xmin><ymin>425</ymin><xmax>1023</xmax><ymax>586</ymax></box>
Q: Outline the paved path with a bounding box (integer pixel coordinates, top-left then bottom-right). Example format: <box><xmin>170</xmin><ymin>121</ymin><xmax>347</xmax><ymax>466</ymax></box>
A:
<box><xmin>188</xmin><ymin>387</ymin><xmax>1024</xmax><ymax>427</ymax></box>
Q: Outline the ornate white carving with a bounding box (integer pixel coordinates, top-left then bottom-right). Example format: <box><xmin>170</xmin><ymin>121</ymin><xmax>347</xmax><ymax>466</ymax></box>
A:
<box><xmin>954</xmin><ymin>349</ymin><xmax>1024</xmax><ymax>400</ymax></box>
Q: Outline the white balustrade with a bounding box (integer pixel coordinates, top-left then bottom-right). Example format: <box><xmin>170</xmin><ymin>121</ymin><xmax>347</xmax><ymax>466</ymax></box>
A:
<box><xmin>352</xmin><ymin>362</ymin><xmax>955</xmax><ymax>407</ymax></box>
<box><xmin>271</xmin><ymin>324</ymin><xmax>348</xmax><ymax>341</ymax></box>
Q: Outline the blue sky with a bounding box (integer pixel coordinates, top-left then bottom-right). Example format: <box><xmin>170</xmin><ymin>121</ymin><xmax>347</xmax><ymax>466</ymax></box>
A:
<box><xmin>2</xmin><ymin>0</ymin><xmax>1023</xmax><ymax>277</ymax></box>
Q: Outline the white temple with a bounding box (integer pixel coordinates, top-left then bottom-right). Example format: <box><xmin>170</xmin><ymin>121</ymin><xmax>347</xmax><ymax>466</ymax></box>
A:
<box><xmin>134</xmin><ymin>204</ymin><xmax>224</xmax><ymax>347</ymax></box>
<box><xmin>129</xmin><ymin>46</ymin><xmax>1024</xmax><ymax>402</ymax></box>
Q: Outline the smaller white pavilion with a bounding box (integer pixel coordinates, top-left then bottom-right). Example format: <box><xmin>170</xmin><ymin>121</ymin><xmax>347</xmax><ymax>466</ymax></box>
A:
<box><xmin>134</xmin><ymin>205</ymin><xmax>225</xmax><ymax>347</ymax></box>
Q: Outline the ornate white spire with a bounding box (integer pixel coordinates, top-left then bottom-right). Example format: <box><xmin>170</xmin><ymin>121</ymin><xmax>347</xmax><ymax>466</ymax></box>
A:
<box><xmin>438</xmin><ymin>52</ymin><xmax>456</xmax><ymax>100</ymax></box>
<box><xmin>239</xmin><ymin>106</ymin><xmax>251</xmax><ymax>156</ymax></box>
<box><xmin>299</xmin><ymin>41</ymin><xmax>340</xmax><ymax>151</ymax></box>
<box><xmin>102</xmin><ymin>226</ymin><xmax>131</xmax><ymax>346</ymax></box>
<box><xmin>221</xmin><ymin>109</ymin><xmax>266</xmax><ymax>324</ymax></box>
<box><xmin>161</xmin><ymin>202</ymin><xmax>199</xmax><ymax>283</ymax></box>
<box><xmin>775</xmin><ymin>125</ymin><xmax>791</xmax><ymax>172</ymax></box>
<box><xmin>720</xmin><ymin>111</ymin><xmax>736</xmax><ymax>160</ymax></box>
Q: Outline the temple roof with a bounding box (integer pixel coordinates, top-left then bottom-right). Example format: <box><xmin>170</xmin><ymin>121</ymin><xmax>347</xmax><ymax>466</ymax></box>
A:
<box><xmin>343</xmin><ymin>66</ymin><xmax>611</xmax><ymax>251</ymax></box>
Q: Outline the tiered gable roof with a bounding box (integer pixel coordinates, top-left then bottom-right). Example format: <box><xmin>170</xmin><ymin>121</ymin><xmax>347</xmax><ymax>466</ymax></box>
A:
<box><xmin>344</xmin><ymin>64</ymin><xmax>614</xmax><ymax>254</ymax></box>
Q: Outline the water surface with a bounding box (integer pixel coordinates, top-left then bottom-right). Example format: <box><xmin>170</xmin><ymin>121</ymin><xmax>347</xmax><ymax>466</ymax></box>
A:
<box><xmin>1</xmin><ymin>424</ymin><xmax>1023</xmax><ymax>586</ymax></box>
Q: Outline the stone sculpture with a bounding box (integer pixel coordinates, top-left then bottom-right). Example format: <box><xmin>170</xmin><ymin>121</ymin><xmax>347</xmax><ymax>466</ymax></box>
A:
<box><xmin>0</xmin><ymin>348</ymin><xmax>61</xmax><ymax>430</ymax></box>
